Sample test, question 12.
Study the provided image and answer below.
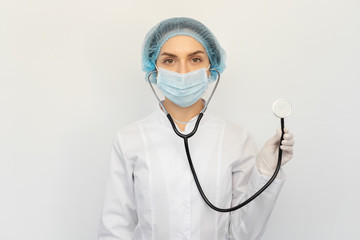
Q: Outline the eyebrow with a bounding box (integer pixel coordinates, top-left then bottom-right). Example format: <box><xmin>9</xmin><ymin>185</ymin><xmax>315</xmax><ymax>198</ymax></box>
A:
<box><xmin>160</xmin><ymin>50</ymin><xmax>206</xmax><ymax>58</ymax></box>
<box><xmin>160</xmin><ymin>52</ymin><xmax>178</xmax><ymax>58</ymax></box>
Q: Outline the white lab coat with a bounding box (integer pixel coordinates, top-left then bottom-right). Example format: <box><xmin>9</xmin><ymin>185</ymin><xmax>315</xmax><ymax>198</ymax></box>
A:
<box><xmin>98</xmin><ymin>105</ymin><xmax>285</xmax><ymax>240</ymax></box>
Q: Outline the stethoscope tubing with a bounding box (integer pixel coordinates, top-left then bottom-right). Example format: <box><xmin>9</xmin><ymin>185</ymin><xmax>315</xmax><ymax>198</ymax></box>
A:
<box><xmin>148</xmin><ymin>69</ymin><xmax>285</xmax><ymax>213</ymax></box>
<box><xmin>168</xmin><ymin>113</ymin><xmax>285</xmax><ymax>212</ymax></box>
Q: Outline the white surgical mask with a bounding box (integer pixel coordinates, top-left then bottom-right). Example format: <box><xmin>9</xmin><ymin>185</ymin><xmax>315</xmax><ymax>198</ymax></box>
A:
<box><xmin>156</xmin><ymin>66</ymin><xmax>210</xmax><ymax>108</ymax></box>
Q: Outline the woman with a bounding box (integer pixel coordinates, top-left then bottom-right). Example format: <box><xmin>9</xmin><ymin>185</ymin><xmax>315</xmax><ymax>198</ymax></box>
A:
<box><xmin>98</xmin><ymin>17</ymin><xmax>295</xmax><ymax>240</ymax></box>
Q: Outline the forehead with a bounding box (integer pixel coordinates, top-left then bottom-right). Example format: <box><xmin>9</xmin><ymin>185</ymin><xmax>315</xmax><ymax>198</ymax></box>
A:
<box><xmin>159</xmin><ymin>35</ymin><xmax>206</xmax><ymax>55</ymax></box>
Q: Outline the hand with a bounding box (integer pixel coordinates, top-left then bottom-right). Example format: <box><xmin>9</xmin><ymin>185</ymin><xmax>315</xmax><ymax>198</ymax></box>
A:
<box><xmin>256</xmin><ymin>128</ymin><xmax>295</xmax><ymax>176</ymax></box>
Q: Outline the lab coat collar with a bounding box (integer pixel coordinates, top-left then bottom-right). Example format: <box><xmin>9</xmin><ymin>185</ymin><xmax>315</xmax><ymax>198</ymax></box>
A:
<box><xmin>154</xmin><ymin>99</ymin><xmax>211</xmax><ymax>134</ymax></box>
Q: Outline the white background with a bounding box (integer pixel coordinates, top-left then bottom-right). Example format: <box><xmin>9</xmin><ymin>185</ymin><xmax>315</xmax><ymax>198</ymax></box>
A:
<box><xmin>1</xmin><ymin>0</ymin><xmax>359</xmax><ymax>239</ymax></box>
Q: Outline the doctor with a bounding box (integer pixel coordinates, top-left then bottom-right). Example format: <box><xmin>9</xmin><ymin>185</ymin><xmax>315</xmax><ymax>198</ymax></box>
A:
<box><xmin>98</xmin><ymin>17</ymin><xmax>295</xmax><ymax>240</ymax></box>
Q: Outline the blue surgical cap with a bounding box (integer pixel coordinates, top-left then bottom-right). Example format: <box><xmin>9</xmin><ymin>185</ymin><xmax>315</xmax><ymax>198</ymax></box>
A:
<box><xmin>142</xmin><ymin>17</ymin><xmax>226</xmax><ymax>83</ymax></box>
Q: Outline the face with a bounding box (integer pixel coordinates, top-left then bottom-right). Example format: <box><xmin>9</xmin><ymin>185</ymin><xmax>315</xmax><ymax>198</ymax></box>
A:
<box><xmin>156</xmin><ymin>35</ymin><xmax>210</xmax><ymax>74</ymax></box>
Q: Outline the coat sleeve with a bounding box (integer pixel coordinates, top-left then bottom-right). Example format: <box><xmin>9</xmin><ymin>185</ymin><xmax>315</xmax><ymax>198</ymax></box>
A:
<box><xmin>229</xmin><ymin>131</ymin><xmax>285</xmax><ymax>240</ymax></box>
<box><xmin>98</xmin><ymin>133</ymin><xmax>137</xmax><ymax>240</ymax></box>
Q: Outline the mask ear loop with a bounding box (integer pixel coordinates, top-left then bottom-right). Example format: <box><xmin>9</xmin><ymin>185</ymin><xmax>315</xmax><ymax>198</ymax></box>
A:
<box><xmin>147</xmin><ymin>70</ymin><xmax>169</xmax><ymax>115</ymax></box>
<box><xmin>201</xmin><ymin>68</ymin><xmax>220</xmax><ymax>114</ymax></box>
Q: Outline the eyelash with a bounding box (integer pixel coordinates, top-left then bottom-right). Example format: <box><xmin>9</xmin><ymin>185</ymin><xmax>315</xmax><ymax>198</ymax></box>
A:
<box><xmin>163</xmin><ymin>59</ymin><xmax>175</xmax><ymax>64</ymax></box>
<box><xmin>191</xmin><ymin>57</ymin><xmax>202</xmax><ymax>63</ymax></box>
<box><xmin>162</xmin><ymin>57</ymin><xmax>202</xmax><ymax>64</ymax></box>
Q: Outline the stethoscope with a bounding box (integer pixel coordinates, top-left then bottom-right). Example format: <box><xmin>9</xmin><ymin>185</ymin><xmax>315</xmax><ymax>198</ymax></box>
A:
<box><xmin>147</xmin><ymin>69</ymin><xmax>292</xmax><ymax>213</ymax></box>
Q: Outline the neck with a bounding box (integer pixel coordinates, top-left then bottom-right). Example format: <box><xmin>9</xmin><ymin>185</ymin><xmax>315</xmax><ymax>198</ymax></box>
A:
<box><xmin>163</xmin><ymin>98</ymin><xmax>204</xmax><ymax>131</ymax></box>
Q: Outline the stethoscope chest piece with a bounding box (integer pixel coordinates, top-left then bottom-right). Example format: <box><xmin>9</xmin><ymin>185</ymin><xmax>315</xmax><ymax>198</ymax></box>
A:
<box><xmin>272</xmin><ymin>99</ymin><xmax>292</xmax><ymax>118</ymax></box>
<box><xmin>148</xmin><ymin>67</ymin><xmax>291</xmax><ymax>213</ymax></box>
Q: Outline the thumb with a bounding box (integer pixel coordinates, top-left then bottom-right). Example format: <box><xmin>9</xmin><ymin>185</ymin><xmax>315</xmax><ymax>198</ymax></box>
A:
<box><xmin>265</xmin><ymin>129</ymin><xmax>282</xmax><ymax>147</ymax></box>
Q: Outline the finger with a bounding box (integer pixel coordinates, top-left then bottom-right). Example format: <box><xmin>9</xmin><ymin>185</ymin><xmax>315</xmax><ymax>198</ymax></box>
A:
<box><xmin>283</xmin><ymin>132</ymin><xmax>294</xmax><ymax>140</ymax></box>
<box><xmin>281</xmin><ymin>138</ymin><xmax>295</xmax><ymax>146</ymax></box>
<box><xmin>280</xmin><ymin>145</ymin><xmax>293</xmax><ymax>154</ymax></box>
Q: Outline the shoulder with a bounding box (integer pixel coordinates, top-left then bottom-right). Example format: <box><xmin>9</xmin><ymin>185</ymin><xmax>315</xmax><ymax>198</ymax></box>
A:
<box><xmin>209</xmin><ymin>114</ymin><xmax>252</xmax><ymax>141</ymax></box>
<box><xmin>206</xmin><ymin>114</ymin><xmax>258</xmax><ymax>153</ymax></box>
<box><xmin>113</xmin><ymin>112</ymin><xmax>156</xmax><ymax>150</ymax></box>
<box><xmin>206</xmin><ymin>114</ymin><xmax>258</xmax><ymax>159</ymax></box>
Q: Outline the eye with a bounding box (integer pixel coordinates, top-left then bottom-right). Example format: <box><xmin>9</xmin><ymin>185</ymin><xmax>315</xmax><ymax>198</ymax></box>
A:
<box><xmin>163</xmin><ymin>58</ymin><xmax>175</xmax><ymax>64</ymax></box>
<box><xmin>191</xmin><ymin>57</ymin><xmax>202</xmax><ymax>63</ymax></box>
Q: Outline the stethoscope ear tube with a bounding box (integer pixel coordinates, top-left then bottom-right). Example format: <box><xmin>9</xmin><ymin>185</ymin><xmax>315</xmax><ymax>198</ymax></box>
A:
<box><xmin>166</xmin><ymin>113</ymin><xmax>204</xmax><ymax>139</ymax></box>
<box><xmin>148</xmin><ymin>69</ymin><xmax>285</xmax><ymax>212</ymax></box>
